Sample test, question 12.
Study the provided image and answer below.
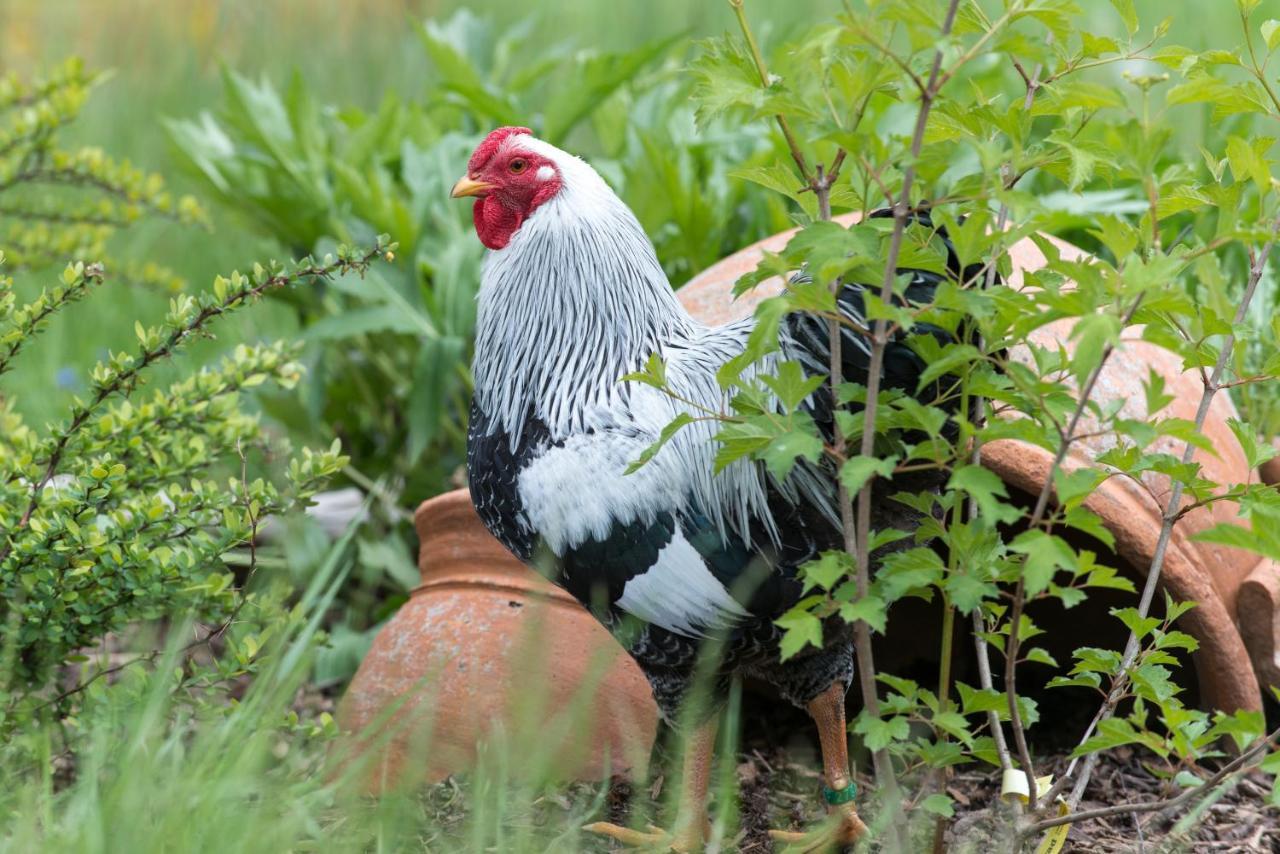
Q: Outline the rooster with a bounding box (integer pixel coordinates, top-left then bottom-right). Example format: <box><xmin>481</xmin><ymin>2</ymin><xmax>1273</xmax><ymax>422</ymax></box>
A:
<box><xmin>453</xmin><ymin>126</ymin><xmax>972</xmax><ymax>851</ymax></box>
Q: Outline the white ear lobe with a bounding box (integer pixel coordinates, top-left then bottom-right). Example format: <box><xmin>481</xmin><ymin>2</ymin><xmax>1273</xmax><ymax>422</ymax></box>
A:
<box><xmin>536</xmin><ymin>165</ymin><xmax>555</xmax><ymax>181</ymax></box>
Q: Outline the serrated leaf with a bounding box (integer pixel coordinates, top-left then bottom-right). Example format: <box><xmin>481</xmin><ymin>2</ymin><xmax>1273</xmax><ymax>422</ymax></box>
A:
<box><xmin>801</xmin><ymin>551</ymin><xmax>851</xmax><ymax>593</ymax></box>
<box><xmin>840</xmin><ymin>454</ymin><xmax>897</xmax><ymax>496</ymax></box>
<box><xmin>839</xmin><ymin>595</ymin><xmax>888</xmax><ymax>634</ymax></box>
<box><xmin>776</xmin><ymin>608</ymin><xmax>823</xmax><ymax>661</ymax></box>
<box><xmin>947</xmin><ymin>464</ymin><xmax>1020</xmax><ymax>526</ymax></box>
<box><xmin>728</xmin><ymin>163</ymin><xmax>815</xmax><ymax>218</ymax></box>
<box><xmin>759</xmin><ymin>361</ymin><xmax>826</xmax><ymax>411</ymax></box>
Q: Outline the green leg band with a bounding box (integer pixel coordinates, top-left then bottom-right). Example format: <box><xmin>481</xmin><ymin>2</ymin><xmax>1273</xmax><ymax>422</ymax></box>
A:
<box><xmin>823</xmin><ymin>780</ymin><xmax>858</xmax><ymax>806</ymax></box>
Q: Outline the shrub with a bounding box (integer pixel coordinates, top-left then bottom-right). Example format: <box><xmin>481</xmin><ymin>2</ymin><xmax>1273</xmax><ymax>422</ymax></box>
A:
<box><xmin>628</xmin><ymin>0</ymin><xmax>1280</xmax><ymax>846</ymax></box>
<box><xmin>0</xmin><ymin>60</ymin><xmax>390</xmax><ymax>724</ymax></box>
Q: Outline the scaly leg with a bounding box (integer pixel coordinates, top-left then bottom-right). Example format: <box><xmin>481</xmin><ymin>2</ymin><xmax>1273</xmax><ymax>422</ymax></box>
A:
<box><xmin>584</xmin><ymin>715</ymin><xmax>718</xmax><ymax>851</ymax></box>
<box><xmin>770</xmin><ymin>682</ymin><xmax>868</xmax><ymax>850</ymax></box>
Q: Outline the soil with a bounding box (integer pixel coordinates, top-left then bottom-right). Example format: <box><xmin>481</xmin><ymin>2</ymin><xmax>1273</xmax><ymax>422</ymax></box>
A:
<box><xmin>584</xmin><ymin>694</ymin><xmax>1280</xmax><ymax>853</ymax></box>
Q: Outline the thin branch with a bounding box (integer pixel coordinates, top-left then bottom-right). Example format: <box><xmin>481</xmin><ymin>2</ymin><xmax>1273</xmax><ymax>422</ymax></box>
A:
<box><xmin>728</xmin><ymin>0</ymin><xmax>814</xmax><ymax>186</ymax></box>
<box><xmin>966</xmin><ymin>54</ymin><xmax>1045</xmax><ymax>782</ymax></box>
<box><xmin>1002</xmin><ymin>293</ymin><xmax>1145</xmax><ymax>804</ymax></box>
<box><xmin>1023</xmin><ymin>724</ymin><xmax>1280</xmax><ymax>838</ymax></box>
<box><xmin>0</xmin><ymin>246</ymin><xmax>387</xmax><ymax>565</ymax></box>
<box><xmin>842</xmin><ymin>2</ymin><xmax>962</xmax><ymax>843</ymax></box>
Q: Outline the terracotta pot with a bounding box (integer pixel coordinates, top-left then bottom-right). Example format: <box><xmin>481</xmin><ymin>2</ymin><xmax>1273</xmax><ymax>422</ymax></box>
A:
<box><xmin>337</xmin><ymin>491</ymin><xmax>658</xmax><ymax>791</ymax></box>
<box><xmin>683</xmin><ymin>213</ymin><xmax>1269</xmax><ymax>714</ymax></box>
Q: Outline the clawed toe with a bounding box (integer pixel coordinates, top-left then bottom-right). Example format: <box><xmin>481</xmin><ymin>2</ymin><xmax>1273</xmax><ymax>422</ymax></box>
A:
<box><xmin>768</xmin><ymin>803</ymin><xmax>867</xmax><ymax>852</ymax></box>
<box><xmin>583</xmin><ymin>821</ymin><xmax>704</xmax><ymax>852</ymax></box>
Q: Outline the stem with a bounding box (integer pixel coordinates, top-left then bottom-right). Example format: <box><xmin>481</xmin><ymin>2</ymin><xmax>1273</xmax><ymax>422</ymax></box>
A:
<box><xmin>846</xmin><ymin>1</ymin><xmax>960</xmax><ymax>845</ymax></box>
<box><xmin>0</xmin><ymin>245</ymin><xmax>388</xmax><ymax>566</ymax></box>
<box><xmin>728</xmin><ymin>0</ymin><xmax>814</xmax><ymax>185</ymax></box>
<box><xmin>929</xmin><ymin>596</ymin><xmax>957</xmax><ymax>854</ymax></box>
<box><xmin>972</xmin><ymin>610</ymin><xmax>1013</xmax><ymax>770</ymax></box>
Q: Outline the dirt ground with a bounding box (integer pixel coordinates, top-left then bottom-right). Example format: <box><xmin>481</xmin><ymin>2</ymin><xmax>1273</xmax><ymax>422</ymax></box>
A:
<box><xmin>593</xmin><ymin>698</ymin><xmax>1280</xmax><ymax>854</ymax></box>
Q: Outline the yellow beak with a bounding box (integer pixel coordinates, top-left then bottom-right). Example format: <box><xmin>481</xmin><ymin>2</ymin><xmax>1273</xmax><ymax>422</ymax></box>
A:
<box><xmin>450</xmin><ymin>176</ymin><xmax>494</xmax><ymax>198</ymax></box>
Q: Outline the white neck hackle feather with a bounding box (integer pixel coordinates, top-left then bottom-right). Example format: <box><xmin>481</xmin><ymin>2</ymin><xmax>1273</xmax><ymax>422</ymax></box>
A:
<box><xmin>473</xmin><ymin>134</ymin><xmax>697</xmax><ymax>442</ymax></box>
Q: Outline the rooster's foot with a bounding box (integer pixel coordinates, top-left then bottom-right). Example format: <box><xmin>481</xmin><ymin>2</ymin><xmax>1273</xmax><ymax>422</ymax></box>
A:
<box><xmin>768</xmin><ymin>801</ymin><xmax>868</xmax><ymax>851</ymax></box>
<box><xmin>582</xmin><ymin>820</ymin><xmax>706</xmax><ymax>852</ymax></box>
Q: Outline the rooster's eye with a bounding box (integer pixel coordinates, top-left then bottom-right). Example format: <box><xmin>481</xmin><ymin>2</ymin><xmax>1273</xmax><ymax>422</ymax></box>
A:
<box><xmin>509</xmin><ymin>159</ymin><xmax>527</xmax><ymax>174</ymax></box>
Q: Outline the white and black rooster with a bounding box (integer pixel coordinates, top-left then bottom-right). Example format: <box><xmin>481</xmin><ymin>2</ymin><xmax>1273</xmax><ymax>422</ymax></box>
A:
<box><xmin>453</xmin><ymin>126</ymin><xmax>977</xmax><ymax>851</ymax></box>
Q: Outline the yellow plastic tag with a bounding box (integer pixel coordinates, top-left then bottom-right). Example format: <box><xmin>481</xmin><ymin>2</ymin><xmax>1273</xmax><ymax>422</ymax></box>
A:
<box><xmin>1034</xmin><ymin>799</ymin><xmax>1071</xmax><ymax>854</ymax></box>
<box><xmin>1000</xmin><ymin>771</ymin><xmax>1054</xmax><ymax>803</ymax></box>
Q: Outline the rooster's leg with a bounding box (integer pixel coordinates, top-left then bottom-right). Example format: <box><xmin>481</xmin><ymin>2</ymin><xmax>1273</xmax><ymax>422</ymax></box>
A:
<box><xmin>769</xmin><ymin>682</ymin><xmax>868</xmax><ymax>850</ymax></box>
<box><xmin>583</xmin><ymin>714</ymin><xmax>717</xmax><ymax>851</ymax></box>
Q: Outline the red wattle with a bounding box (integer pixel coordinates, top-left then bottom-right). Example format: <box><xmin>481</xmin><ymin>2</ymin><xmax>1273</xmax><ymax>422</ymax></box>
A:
<box><xmin>474</xmin><ymin>195</ymin><xmax>524</xmax><ymax>250</ymax></box>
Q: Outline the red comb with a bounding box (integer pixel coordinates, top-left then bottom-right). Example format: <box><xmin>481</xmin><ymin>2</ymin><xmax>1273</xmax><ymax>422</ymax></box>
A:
<box><xmin>468</xmin><ymin>126</ymin><xmax>533</xmax><ymax>172</ymax></box>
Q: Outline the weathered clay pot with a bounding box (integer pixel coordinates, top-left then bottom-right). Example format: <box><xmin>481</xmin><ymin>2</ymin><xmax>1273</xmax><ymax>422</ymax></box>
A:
<box><xmin>682</xmin><ymin>213</ymin><xmax>1275</xmax><ymax>714</ymax></box>
<box><xmin>337</xmin><ymin>490</ymin><xmax>658</xmax><ymax>791</ymax></box>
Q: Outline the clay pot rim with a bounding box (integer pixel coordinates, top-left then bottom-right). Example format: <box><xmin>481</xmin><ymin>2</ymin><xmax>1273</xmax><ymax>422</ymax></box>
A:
<box><xmin>409</xmin><ymin>574</ymin><xmax>580</xmax><ymax>608</ymax></box>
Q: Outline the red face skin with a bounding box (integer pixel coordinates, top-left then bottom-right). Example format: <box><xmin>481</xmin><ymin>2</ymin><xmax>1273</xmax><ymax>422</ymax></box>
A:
<box><xmin>463</xmin><ymin>127</ymin><xmax>563</xmax><ymax>250</ymax></box>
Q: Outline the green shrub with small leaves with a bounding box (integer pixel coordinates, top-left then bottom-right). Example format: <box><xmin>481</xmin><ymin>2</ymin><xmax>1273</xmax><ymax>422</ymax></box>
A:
<box><xmin>0</xmin><ymin>60</ymin><xmax>392</xmax><ymax>724</ymax></box>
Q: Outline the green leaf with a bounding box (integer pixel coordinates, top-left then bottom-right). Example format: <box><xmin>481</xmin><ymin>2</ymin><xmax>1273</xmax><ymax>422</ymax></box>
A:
<box><xmin>947</xmin><ymin>465</ymin><xmax>1020</xmax><ymax>526</ymax></box>
<box><xmin>759</xmin><ymin>361</ymin><xmax>826</xmax><ymax>411</ymax></box>
<box><xmin>876</xmin><ymin>548</ymin><xmax>945</xmax><ymax>602</ymax></box>
<box><xmin>915</xmin><ymin>343</ymin><xmax>980</xmax><ymax>392</ymax></box>
<box><xmin>801</xmin><ymin>551</ymin><xmax>851</xmax><ymax>593</ymax></box>
<box><xmin>729</xmin><ymin>163</ymin><xmax>816</xmax><ymax>218</ymax></box>
<box><xmin>1069</xmin><ymin>313</ymin><xmax>1122</xmax><ymax>384</ymax></box>
<box><xmin>1072</xmin><ymin>718</ymin><xmax>1145</xmax><ymax>757</ymax></box>
<box><xmin>1109</xmin><ymin>0</ymin><xmax>1139</xmax><ymax>35</ymax></box>
<box><xmin>839</xmin><ymin>595</ymin><xmax>888</xmax><ymax>634</ymax></box>
<box><xmin>1194</xmin><ymin>519</ymin><xmax>1280</xmax><ymax>562</ymax></box>
<box><xmin>776</xmin><ymin>607</ymin><xmax>824</xmax><ymax>661</ymax></box>
<box><xmin>1226</xmin><ymin>134</ymin><xmax>1271</xmax><ymax>191</ymax></box>
<box><xmin>1009</xmin><ymin>530</ymin><xmax>1076</xmax><ymax>596</ymax></box>
<box><xmin>622</xmin><ymin>351</ymin><xmax>668</xmax><ymax>389</ymax></box>
<box><xmin>920</xmin><ymin>794</ymin><xmax>955</xmax><ymax>818</ymax></box>
<box><xmin>945</xmin><ymin>573</ymin><xmax>999</xmax><ymax>615</ymax></box>
<box><xmin>1228</xmin><ymin>417</ymin><xmax>1278</xmax><ymax>469</ymax></box>
<box><xmin>956</xmin><ymin>683</ymin><xmax>1007</xmax><ymax>716</ymax></box>
<box><xmin>1263</xmin><ymin>19</ymin><xmax>1280</xmax><ymax>52</ymax></box>
<box><xmin>761</xmin><ymin>418</ymin><xmax>824</xmax><ymax>481</ymax></box>
<box><xmin>853</xmin><ymin>712</ymin><xmax>911</xmax><ymax>751</ymax></box>
<box><xmin>840</xmin><ymin>454</ymin><xmax>897</xmax><ymax>496</ymax></box>
<box><xmin>626</xmin><ymin>413</ymin><xmax>696</xmax><ymax>475</ymax></box>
